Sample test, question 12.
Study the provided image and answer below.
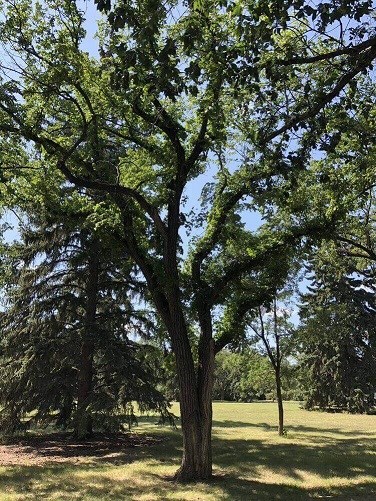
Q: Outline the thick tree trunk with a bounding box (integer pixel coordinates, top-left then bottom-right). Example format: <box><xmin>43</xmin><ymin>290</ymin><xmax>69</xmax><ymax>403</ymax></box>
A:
<box><xmin>172</xmin><ymin>305</ymin><xmax>215</xmax><ymax>481</ymax></box>
<box><xmin>173</xmin><ymin>368</ymin><xmax>214</xmax><ymax>480</ymax></box>
<box><xmin>118</xmin><ymin>190</ymin><xmax>216</xmax><ymax>481</ymax></box>
<box><xmin>174</xmin><ymin>355</ymin><xmax>214</xmax><ymax>480</ymax></box>
<box><xmin>176</xmin><ymin>410</ymin><xmax>213</xmax><ymax>481</ymax></box>
<box><xmin>75</xmin><ymin>240</ymin><xmax>99</xmax><ymax>439</ymax></box>
<box><xmin>275</xmin><ymin>367</ymin><xmax>284</xmax><ymax>436</ymax></box>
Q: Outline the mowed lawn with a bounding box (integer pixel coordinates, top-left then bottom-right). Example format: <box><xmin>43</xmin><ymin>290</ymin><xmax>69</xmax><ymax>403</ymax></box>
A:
<box><xmin>0</xmin><ymin>401</ymin><xmax>375</xmax><ymax>500</ymax></box>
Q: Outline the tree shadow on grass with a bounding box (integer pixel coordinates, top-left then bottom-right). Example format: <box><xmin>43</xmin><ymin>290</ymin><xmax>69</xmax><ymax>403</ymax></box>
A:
<box><xmin>0</xmin><ymin>428</ymin><xmax>182</xmax><ymax>467</ymax></box>
<box><xmin>212</xmin><ymin>435</ymin><xmax>376</xmax><ymax>498</ymax></box>
<box><xmin>213</xmin><ymin>420</ymin><xmax>376</xmax><ymax>437</ymax></box>
<box><xmin>0</xmin><ymin>429</ymin><xmax>375</xmax><ymax>500</ymax></box>
<box><xmin>214</xmin><ymin>477</ymin><xmax>376</xmax><ymax>500</ymax></box>
<box><xmin>213</xmin><ymin>435</ymin><xmax>376</xmax><ymax>480</ymax></box>
<box><xmin>0</xmin><ymin>464</ymin><xmax>375</xmax><ymax>500</ymax></box>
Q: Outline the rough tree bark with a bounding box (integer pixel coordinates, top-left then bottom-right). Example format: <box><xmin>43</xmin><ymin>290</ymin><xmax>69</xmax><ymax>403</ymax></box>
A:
<box><xmin>172</xmin><ymin>305</ymin><xmax>215</xmax><ymax>481</ymax></box>
<box><xmin>163</xmin><ymin>272</ymin><xmax>215</xmax><ymax>479</ymax></box>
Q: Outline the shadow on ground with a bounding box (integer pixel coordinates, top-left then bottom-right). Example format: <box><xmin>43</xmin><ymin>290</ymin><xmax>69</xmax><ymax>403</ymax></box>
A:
<box><xmin>0</xmin><ymin>422</ymin><xmax>375</xmax><ymax>500</ymax></box>
<box><xmin>213</xmin><ymin>436</ymin><xmax>376</xmax><ymax>479</ymax></box>
<box><xmin>0</xmin><ymin>464</ymin><xmax>375</xmax><ymax>500</ymax></box>
<box><xmin>212</xmin><ymin>420</ymin><xmax>376</xmax><ymax>437</ymax></box>
<box><xmin>0</xmin><ymin>431</ymin><xmax>172</xmax><ymax>467</ymax></box>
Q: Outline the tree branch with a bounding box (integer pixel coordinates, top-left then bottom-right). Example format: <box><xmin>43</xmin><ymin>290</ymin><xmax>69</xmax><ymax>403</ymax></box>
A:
<box><xmin>184</xmin><ymin>112</ymin><xmax>209</xmax><ymax>173</ymax></box>
<box><xmin>277</xmin><ymin>36</ymin><xmax>376</xmax><ymax>66</ymax></box>
<box><xmin>56</xmin><ymin>160</ymin><xmax>168</xmax><ymax>239</ymax></box>
<box><xmin>133</xmin><ymin>98</ymin><xmax>185</xmax><ymax>164</ymax></box>
<box><xmin>262</xmin><ymin>46</ymin><xmax>376</xmax><ymax>143</ymax></box>
<box><xmin>0</xmin><ymin>112</ymin><xmax>168</xmax><ymax>239</ymax></box>
<box><xmin>337</xmin><ymin>236</ymin><xmax>376</xmax><ymax>261</ymax></box>
<box><xmin>191</xmin><ymin>186</ymin><xmax>248</xmax><ymax>286</ymax></box>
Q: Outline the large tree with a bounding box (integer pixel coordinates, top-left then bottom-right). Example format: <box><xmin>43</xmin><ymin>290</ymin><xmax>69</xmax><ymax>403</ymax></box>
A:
<box><xmin>0</xmin><ymin>0</ymin><xmax>375</xmax><ymax>480</ymax></box>
<box><xmin>0</xmin><ymin>191</ymin><xmax>169</xmax><ymax>437</ymax></box>
<box><xmin>292</xmin><ymin>76</ymin><xmax>376</xmax><ymax>413</ymax></box>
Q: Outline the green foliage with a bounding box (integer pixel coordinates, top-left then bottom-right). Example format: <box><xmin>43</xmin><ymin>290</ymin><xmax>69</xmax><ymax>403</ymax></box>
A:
<box><xmin>293</xmin><ymin>80</ymin><xmax>376</xmax><ymax>414</ymax></box>
<box><xmin>0</xmin><ymin>0</ymin><xmax>374</xmax><ymax>355</ymax></box>
<box><xmin>213</xmin><ymin>349</ymin><xmax>297</xmax><ymax>402</ymax></box>
<box><xmin>296</xmin><ymin>254</ymin><xmax>376</xmax><ymax>414</ymax></box>
<box><xmin>0</xmin><ymin>0</ymin><xmax>375</xmax><ymax>476</ymax></box>
<box><xmin>0</xmin><ymin>199</ymin><xmax>169</xmax><ymax>435</ymax></box>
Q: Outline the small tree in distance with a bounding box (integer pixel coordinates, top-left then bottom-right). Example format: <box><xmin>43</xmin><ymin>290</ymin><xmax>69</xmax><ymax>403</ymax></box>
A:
<box><xmin>248</xmin><ymin>296</ymin><xmax>295</xmax><ymax>436</ymax></box>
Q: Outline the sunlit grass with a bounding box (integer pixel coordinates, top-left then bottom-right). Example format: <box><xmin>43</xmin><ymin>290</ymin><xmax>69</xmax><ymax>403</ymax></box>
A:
<box><xmin>0</xmin><ymin>401</ymin><xmax>375</xmax><ymax>500</ymax></box>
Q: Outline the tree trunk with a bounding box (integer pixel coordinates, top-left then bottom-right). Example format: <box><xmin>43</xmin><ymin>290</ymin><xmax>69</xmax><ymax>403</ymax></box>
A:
<box><xmin>161</xmin><ymin>293</ymin><xmax>214</xmax><ymax>481</ymax></box>
<box><xmin>173</xmin><ymin>357</ymin><xmax>214</xmax><ymax>481</ymax></box>
<box><xmin>75</xmin><ymin>239</ymin><xmax>100</xmax><ymax>439</ymax></box>
<box><xmin>76</xmin><ymin>338</ymin><xmax>95</xmax><ymax>438</ymax></box>
<box><xmin>118</xmin><ymin>194</ymin><xmax>216</xmax><ymax>481</ymax></box>
<box><xmin>273</xmin><ymin>300</ymin><xmax>284</xmax><ymax>436</ymax></box>
<box><xmin>275</xmin><ymin>367</ymin><xmax>284</xmax><ymax>436</ymax></box>
<box><xmin>220</xmin><ymin>386</ymin><xmax>225</xmax><ymax>401</ymax></box>
<box><xmin>173</xmin><ymin>305</ymin><xmax>215</xmax><ymax>481</ymax></box>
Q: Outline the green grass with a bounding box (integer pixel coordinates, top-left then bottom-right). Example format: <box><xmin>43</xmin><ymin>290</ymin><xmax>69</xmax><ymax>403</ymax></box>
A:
<box><xmin>0</xmin><ymin>401</ymin><xmax>375</xmax><ymax>500</ymax></box>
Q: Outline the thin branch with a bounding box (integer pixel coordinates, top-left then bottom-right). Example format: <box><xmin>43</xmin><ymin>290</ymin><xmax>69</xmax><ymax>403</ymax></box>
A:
<box><xmin>103</xmin><ymin>125</ymin><xmax>158</xmax><ymax>154</ymax></box>
<box><xmin>191</xmin><ymin>185</ymin><xmax>247</xmax><ymax>286</ymax></box>
<box><xmin>277</xmin><ymin>36</ymin><xmax>376</xmax><ymax>66</ymax></box>
<box><xmin>184</xmin><ymin>112</ymin><xmax>209</xmax><ymax>173</ymax></box>
<box><xmin>262</xmin><ymin>46</ymin><xmax>376</xmax><ymax>143</ymax></box>
<box><xmin>133</xmin><ymin>98</ymin><xmax>185</xmax><ymax>164</ymax></box>
<box><xmin>337</xmin><ymin>236</ymin><xmax>376</xmax><ymax>261</ymax></box>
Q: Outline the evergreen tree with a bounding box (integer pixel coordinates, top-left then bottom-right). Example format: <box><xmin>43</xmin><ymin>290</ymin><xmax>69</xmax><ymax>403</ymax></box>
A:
<box><xmin>0</xmin><ymin>201</ymin><xmax>170</xmax><ymax>437</ymax></box>
<box><xmin>297</xmin><ymin>257</ymin><xmax>376</xmax><ymax>413</ymax></box>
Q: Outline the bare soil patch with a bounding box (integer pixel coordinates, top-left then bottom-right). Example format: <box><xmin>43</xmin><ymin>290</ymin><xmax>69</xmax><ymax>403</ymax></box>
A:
<box><xmin>0</xmin><ymin>432</ymin><xmax>163</xmax><ymax>466</ymax></box>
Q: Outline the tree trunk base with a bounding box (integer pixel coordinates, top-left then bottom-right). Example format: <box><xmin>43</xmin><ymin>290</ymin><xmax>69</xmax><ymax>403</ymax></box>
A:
<box><xmin>173</xmin><ymin>461</ymin><xmax>213</xmax><ymax>482</ymax></box>
<box><xmin>73</xmin><ymin>412</ymin><xmax>93</xmax><ymax>441</ymax></box>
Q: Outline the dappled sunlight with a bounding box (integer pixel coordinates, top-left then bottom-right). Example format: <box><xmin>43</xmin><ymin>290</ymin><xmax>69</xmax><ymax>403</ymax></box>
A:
<box><xmin>0</xmin><ymin>402</ymin><xmax>375</xmax><ymax>500</ymax></box>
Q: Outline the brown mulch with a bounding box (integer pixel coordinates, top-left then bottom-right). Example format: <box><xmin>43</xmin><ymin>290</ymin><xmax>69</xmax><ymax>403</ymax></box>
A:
<box><xmin>0</xmin><ymin>432</ymin><xmax>163</xmax><ymax>467</ymax></box>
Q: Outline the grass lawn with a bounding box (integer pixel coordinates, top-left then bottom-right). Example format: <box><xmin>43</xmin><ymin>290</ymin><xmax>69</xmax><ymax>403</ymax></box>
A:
<box><xmin>0</xmin><ymin>401</ymin><xmax>375</xmax><ymax>500</ymax></box>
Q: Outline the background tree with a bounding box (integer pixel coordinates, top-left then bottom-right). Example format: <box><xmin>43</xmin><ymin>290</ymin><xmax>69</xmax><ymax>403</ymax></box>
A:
<box><xmin>291</xmin><ymin>76</ymin><xmax>376</xmax><ymax>413</ymax></box>
<box><xmin>296</xmin><ymin>249</ymin><xmax>376</xmax><ymax>413</ymax></box>
<box><xmin>0</xmin><ymin>191</ymin><xmax>170</xmax><ymax>436</ymax></box>
<box><xmin>213</xmin><ymin>349</ymin><xmax>275</xmax><ymax>402</ymax></box>
<box><xmin>247</xmin><ymin>296</ymin><xmax>295</xmax><ymax>435</ymax></box>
